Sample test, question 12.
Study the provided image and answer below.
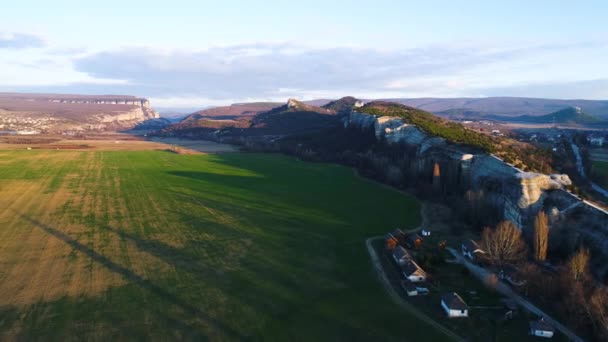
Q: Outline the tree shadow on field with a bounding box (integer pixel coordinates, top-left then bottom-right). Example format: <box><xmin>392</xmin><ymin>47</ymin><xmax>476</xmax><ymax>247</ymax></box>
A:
<box><xmin>17</xmin><ymin>213</ymin><xmax>246</xmax><ymax>340</ymax></box>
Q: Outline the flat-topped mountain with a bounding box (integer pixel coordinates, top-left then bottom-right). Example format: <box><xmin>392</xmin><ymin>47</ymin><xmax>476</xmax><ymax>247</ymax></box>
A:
<box><xmin>0</xmin><ymin>92</ymin><xmax>161</xmax><ymax>132</ymax></box>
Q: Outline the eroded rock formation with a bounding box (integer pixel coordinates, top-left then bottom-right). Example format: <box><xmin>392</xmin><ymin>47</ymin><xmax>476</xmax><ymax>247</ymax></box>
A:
<box><xmin>347</xmin><ymin>111</ymin><xmax>575</xmax><ymax>228</ymax></box>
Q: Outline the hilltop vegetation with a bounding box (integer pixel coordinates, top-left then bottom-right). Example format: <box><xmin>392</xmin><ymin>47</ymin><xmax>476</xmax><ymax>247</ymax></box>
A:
<box><xmin>359</xmin><ymin>101</ymin><xmax>496</xmax><ymax>152</ymax></box>
<box><xmin>357</xmin><ymin>102</ymin><xmax>554</xmax><ymax>173</ymax></box>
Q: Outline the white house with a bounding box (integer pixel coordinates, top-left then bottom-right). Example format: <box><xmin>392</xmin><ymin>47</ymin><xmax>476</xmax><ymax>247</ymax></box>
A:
<box><xmin>392</xmin><ymin>246</ymin><xmax>411</xmax><ymax>266</ymax></box>
<box><xmin>401</xmin><ymin>260</ymin><xmax>427</xmax><ymax>282</ymax></box>
<box><xmin>461</xmin><ymin>240</ymin><xmax>485</xmax><ymax>261</ymax></box>
<box><xmin>441</xmin><ymin>292</ymin><xmax>468</xmax><ymax>318</ymax></box>
<box><xmin>588</xmin><ymin>135</ymin><xmax>605</xmax><ymax>146</ymax></box>
<box><xmin>529</xmin><ymin>318</ymin><xmax>554</xmax><ymax>338</ymax></box>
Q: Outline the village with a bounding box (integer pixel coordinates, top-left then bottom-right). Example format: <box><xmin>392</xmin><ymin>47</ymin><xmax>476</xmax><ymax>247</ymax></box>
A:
<box><xmin>374</xmin><ymin>226</ymin><xmax>570</xmax><ymax>341</ymax></box>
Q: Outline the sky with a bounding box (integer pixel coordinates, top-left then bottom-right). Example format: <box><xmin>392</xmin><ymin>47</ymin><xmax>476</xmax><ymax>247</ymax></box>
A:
<box><xmin>1</xmin><ymin>0</ymin><xmax>607</xmax><ymax>108</ymax></box>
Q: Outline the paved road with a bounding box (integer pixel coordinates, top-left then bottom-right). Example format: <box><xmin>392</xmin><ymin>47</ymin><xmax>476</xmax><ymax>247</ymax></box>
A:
<box><xmin>366</xmin><ymin>237</ymin><xmax>466</xmax><ymax>342</ymax></box>
<box><xmin>447</xmin><ymin>248</ymin><xmax>586</xmax><ymax>342</ymax></box>
<box><xmin>571</xmin><ymin>141</ymin><xmax>608</xmax><ymax>198</ymax></box>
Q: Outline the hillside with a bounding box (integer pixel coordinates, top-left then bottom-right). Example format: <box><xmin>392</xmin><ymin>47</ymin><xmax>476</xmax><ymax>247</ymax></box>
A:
<box><xmin>357</xmin><ymin>101</ymin><xmax>553</xmax><ymax>172</ymax></box>
<box><xmin>389</xmin><ymin>97</ymin><xmax>608</xmax><ymax>118</ymax></box>
<box><xmin>0</xmin><ymin>92</ymin><xmax>160</xmax><ymax>132</ymax></box>
<box><xmin>358</xmin><ymin>101</ymin><xmax>496</xmax><ymax>152</ymax></box>
<box><xmin>487</xmin><ymin>106</ymin><xmax>602</xmax><ymax>124</ymax></box>
<box><xmin>250</xmin><ymin>99</ymin><xmax>339</xmax><ymax>134</ymax></box>
<box><xmin>157</xmin><ymin>98</ymin><xmax>343</xmax><ymax>137</ymax></box>
<box><xmin>187</xmin><ymin>102</ymin><xmax>282</xmax><ymax>120</ymax></box>
<box><xmin>322</xmin><ymin>96</ymin><xmax>364</xmax><ymax>115</ymax></box>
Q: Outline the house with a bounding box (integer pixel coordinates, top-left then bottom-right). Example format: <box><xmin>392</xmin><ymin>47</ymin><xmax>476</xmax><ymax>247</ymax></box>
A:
<box><xmin>392</xmin><ymin>246</ymin><xmax>411</xmax><ymax>266</ymax></box>
<box><xmin>461</xmin><ymin>239</ymin><xmax>485</xmax><ymax>261</ymax></box>
<box><xmin>529</xmin><ymin>318</ymin><xmax>554</xmax><ymax>338</ymax></box>
<box><xmin>391</xmin><ymin>228</ymin><xmax>406</xmax><ymax>243</ymax></box>
<box><xmin>401</xmin><ymin>260</ymin><xmax>427</xmax><ymax>282</ymax></box>
<box><xmin>401</xmin><ymin>281</ymin><xmax>418</xmax><ymax>296</ymax></box>
<box><xmin>416</xmin><ymin>286</ymin><xmax>430</xmax><ymax>295</ymax></box>
<box><xmin>405</xmin><ymin>233</ymin><xmax>423</xmax><ymax>249</ymax></box>
<box><xmin>588</xmin><ymin>135</ymin><xmax>605</xmax><ymax>147</ymax></box>
<box><xmin>385</xmin><ymin>234</ymin><xmax>399</xmax><ymax>251</ymax></box>
<box><xmin>441</xmin><ymin>292</ymin><xmax>468</xmax><ymax>318</ymax></box>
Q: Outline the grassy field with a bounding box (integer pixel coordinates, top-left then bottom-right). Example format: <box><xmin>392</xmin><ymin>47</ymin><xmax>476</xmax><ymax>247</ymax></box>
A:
<box><xmin>592</xmin><ymin>159</ymin><xmax>608</xmax><ymax>188</ymax></box>
<box><xmin>0</xmin><ymin>150</ymin><xmax>449</xmax><ymax>341</ymax></box>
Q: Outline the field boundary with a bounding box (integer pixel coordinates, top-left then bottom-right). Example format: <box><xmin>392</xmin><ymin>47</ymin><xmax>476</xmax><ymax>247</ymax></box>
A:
<box><xmin>365</xmin><ymin>236</ymin><xmax>465</xmax><ymax>342</ymax></box>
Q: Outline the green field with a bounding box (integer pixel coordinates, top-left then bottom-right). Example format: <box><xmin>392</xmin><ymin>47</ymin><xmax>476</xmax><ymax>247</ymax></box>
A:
<box><xmin>0</xmin><ymin>150</ymin><xmax>447</xmax><ymax>341</ymax></box>
<box><xmin>592</xmin><ymin>159</ymin><xmax>608</xmax><ymax>188</ymax></box>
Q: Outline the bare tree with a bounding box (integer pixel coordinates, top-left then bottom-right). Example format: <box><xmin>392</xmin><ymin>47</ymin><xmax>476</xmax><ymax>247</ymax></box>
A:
<box><xmin>480</xmin><ymin>220</ymin><xmax>527</xmax><ymax>266</ymax></box>
<box><xmin>533</xmin><ymin>211</ymin><xmax>549</xmax><ymax>261</ymax></box>
<box><xmin>566</xmin><ymin>248</ymin><xmax>590</xmax><ymax>282</ymax></box>
<box><xmin>589</xmin><ymin>287</ymin><xmax>608</xmax><ymax>340</ymax></box>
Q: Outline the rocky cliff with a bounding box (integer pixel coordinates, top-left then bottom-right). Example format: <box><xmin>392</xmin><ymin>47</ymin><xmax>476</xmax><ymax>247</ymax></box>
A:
<box><xmin>347</xmin><ymin>111</ymin><xmax>574</xmax><ymax>227</ymax></box>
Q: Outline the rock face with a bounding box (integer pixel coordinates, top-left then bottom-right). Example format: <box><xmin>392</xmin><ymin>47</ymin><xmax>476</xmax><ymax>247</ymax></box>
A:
<box><xmin>0</xmin><ymin>93</ymin><xmax>160</xmax><ymax>132</ymax></box>
<box><xmin>515</xmin><ymin>173</ymin><xmax>572</xmax><ymax>208</ymax></box>
<box><xmin>347</xmin><ymin>111</ymin><xmax>574</xmax><ymax>228</ymax></box>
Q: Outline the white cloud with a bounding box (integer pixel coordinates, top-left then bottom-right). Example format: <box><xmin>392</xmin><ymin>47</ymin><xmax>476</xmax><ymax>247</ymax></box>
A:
<box><xmin>0</xmin><ymin>32</ymin><xmax>45</xmax><ymax>49</ymax></box>
<box><xmin>3</xmin><ymin>39</ymin><xmax>608</xmax><ymax>106</ymax></box>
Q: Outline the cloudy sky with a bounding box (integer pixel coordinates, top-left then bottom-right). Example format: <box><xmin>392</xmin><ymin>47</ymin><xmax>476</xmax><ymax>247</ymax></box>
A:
<box><xmin>1</xmin><ymin>0</ymin><xmax>607</xmax><ymax>107</ymax></box>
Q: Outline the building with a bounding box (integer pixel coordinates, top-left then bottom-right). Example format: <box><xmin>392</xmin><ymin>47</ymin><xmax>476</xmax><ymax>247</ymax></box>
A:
<box><xmin>401</xmin><ymin>260</ymin><xmax>427</xmax><ymax>282</ymax></box>
<box><xmin>421</xmin><ymin>228</ymin><xmax>431</xmax><ymax>237</ymax></box>
<box><xmin>391</xmin><ymin>228</ymin><xmax>406</xmax><ymax>244</ymax></box>
<box><xmin>385</xmin><ymin>234</ymin><xmax>399</xmax><ymax>251</ymax></box>
<box><xmin>392</xmin><ymin>246</ymin><xmax>411</xmax><ymax>266</ymax></box>
<box><xmin>461</xmin><ymin>240</ymin><xmax>485</xmax><ymax>261</ymax></box>
<box><xmin>441</xmin><ymin>292</ymin><xmax>468</xmax><ymax>318</ymax></box>
<box><xmin>529</xmin><ymin>318</ymin><xmax>554</xmax><ymax>338</ymax></box>
<box><xmin>405</xmin><ymin>233</ymin><xmax>423</xmax><ymax>249</ymax></box>
<box><xmin>588</xmin><ymin>135</ymin><xmax>605</xmax><ymax>146</ymax></box>
<box><xmin>401</xmin><ymin>281</ymin><xmax>418</xmax><ymax>296</ymax></box>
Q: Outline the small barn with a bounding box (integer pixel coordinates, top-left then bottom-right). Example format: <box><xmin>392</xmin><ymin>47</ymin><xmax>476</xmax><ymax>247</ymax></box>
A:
<box><xmin>392</xmin><ymin>246</ymin><xmax>411</xmax><ymax>266</ymax></box>
<box><xmin>529</xmin><ymin>318</ymin><xmax>554</xmax><ymax>338</ymax></box>
<box><xmin>461</xmin><ymin>239</ymin><xmax>485</xmax><ymax>261</ymax></box>
<box><xmin>401</xmin><ymin>260</ymin><xmax>427</xmax><ymax>282</ymax></box>
<box><xmin>441</xmin><ymin>292</ymin><xmax>468</xmax><ymax>318</ymax></box>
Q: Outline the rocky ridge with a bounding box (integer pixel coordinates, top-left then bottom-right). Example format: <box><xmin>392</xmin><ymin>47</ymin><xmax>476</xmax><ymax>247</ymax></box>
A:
<box><xmin>347</xmin><ymin>110</ymin><xmax>574</xmax><ymax>227</ymax></box>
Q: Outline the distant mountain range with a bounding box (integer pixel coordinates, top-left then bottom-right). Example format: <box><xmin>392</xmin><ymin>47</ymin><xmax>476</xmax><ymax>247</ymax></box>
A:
<box><xmin>387</xmin><ymin>97</ymin><xmax>608</xmax><ymax>118</ymax></box>
<box><xmin>485</xmin><ymin>106</ymin><xmax>602</xmax><ymax>124</ymax></box>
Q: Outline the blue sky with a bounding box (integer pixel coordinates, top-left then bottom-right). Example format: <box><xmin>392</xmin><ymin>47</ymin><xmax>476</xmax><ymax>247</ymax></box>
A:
<box><xmin>1</xmin><ymin>0</ymin><xmax>607</xmax><ymax>107</ymax></box>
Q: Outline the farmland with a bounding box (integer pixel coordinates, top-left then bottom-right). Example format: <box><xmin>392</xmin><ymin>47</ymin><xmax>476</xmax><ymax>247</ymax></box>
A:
<box><xmin>0</xmin><ymin>150</ymin><xmax>445</xmax><ymax>341</ymax></box>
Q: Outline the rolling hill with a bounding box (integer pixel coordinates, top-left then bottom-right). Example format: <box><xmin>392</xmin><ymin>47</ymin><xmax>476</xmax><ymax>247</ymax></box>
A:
<box><xmin>250</xmin><ymin>99</ymin><xmax>339</xmax><ymax>134</ymax></box>
<box><xmin>486</xmin><ymin>106</ymin><xmax>602</xmax><ymax>124</ymax></box>
<box><xmin>388</xmin><ymin>97</ymin><xmax>608</xmax><ymax>118</ymax></box>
